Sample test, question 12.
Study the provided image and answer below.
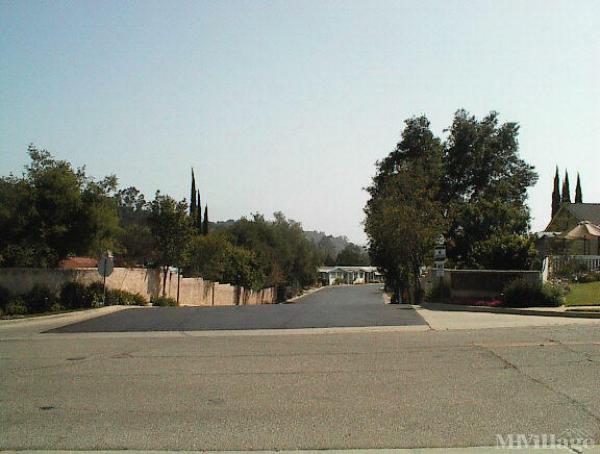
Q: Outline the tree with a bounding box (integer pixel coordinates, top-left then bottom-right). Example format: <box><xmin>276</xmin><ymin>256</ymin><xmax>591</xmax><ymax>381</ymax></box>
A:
<box><xmin>365</xmin><ymin>111</ymin><xmax>539</xmax><ymax>301</ymax></box>
<box><xmin>441</xmin><ymin>110</ymin><xmax>537</xmax><ymax>268</ymax></box>
<box><xmin>551</xmin><ymin>166</ymin><xmax>561</xmax><ymax>218</ymax></box>
<box><xmin>561</xmin><ymin>170</ymin><xmax>571</xmax><ymax>203</ymax></box>
<box><xmin>0</xmin><ymin>145</ymin><xmax>120</xmax><ymax>267</ymax></box>
<box><xmin>147</xmin><ymin>192</ymin><xmax>192</xmax><ymax>295</ymax></box>
<box><xmin>335</xmin><ymin>244</ymin><xmax>370</xmax><ymax>266</ymax></box>
<box><xmin>575</xmin><ymin>173</ymin><xmax>583</xmax><ymax>203</ymax></box>
<box><xmin>202</xmin><ymin>205</ymin><xmax>209</xmax><ymax>236</ymax></box>
<box><xmin>196</xmin><ymin>190</ymin><xmax>202</xmax><ymax>232</ymax></box>
<box><xmin>365</xmin><ymin>116</ymin><xmax>445</xmax><ymax>302</ymax></box>
<box><xmin>190</xmin><ymin>168</ymin><xmax>197</xmax><ymax>219</ymax></box>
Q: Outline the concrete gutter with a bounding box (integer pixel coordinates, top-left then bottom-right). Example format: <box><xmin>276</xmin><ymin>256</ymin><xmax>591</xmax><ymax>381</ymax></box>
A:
<box><xmin>420</xmin><ymin>302</ymin><xmax>600</xmax><ymax>319</ymax></box>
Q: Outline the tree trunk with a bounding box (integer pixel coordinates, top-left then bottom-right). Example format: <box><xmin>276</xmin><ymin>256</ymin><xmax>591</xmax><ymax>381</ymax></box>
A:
<box><xmin>162</xmin><ymin>266</ymin><xmax>168</xmax><ymax>297</ymax></box>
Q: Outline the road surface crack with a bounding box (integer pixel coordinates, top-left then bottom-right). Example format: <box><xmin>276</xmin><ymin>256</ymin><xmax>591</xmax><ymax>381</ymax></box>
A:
<box><xmin>480</xmin><ymin>346</ymin><xmax>600</xmax><ymax>426</ymax></box>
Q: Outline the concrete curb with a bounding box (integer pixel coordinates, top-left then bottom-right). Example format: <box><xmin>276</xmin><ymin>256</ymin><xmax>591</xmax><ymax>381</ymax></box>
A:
<box><xmin>420</xmin><ymin>302</ymin><xmax>600</xmax><ymax>319</ymax></box>
<box><xmin>0</xmin><ymin>305</ymin><xmax>134</xmax><ymax>327</ymax></box>
<box><xmin>285</xmin><ymin>285</ymin><xmax>328</xmax><ymax>303</ymax></box>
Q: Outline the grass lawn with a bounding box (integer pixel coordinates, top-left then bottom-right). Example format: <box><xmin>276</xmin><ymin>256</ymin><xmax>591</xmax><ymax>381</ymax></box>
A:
<box><xmin>565</xmin><ymin>282</ymin><xmax>600</xmax><ymax>306</ymax></box>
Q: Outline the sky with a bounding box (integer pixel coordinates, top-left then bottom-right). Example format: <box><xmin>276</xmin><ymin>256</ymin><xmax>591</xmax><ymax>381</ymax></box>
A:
<box><xmin>1</xmin><ymin>0</ymin><xmax>598</xmax><ymax>244</ymax></box>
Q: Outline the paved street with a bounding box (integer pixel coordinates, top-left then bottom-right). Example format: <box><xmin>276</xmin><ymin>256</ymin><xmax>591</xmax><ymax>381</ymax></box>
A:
<box><xmin>49</xmin><ymin>284</ymin><xmax>426</xmax><ymax>332</ymax></box>
<box><xmin>2</xmin><ymin>286</ymin><xmax>600</xmax><ymax>451</ymax></box>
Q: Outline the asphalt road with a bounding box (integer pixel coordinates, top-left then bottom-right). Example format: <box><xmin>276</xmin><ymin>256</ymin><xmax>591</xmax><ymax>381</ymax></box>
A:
<box><xmin>2</xmin><ymin>316</ymin><xmax>600</xmax><ymax>451</ymax></box>
<box><xmin>49</xmin><ymin>284</ymin><xmax>427</xmax><ymax>332</ymax></box>
<box><xmin>3</xmin><ymin>287</ymin><xmax>600</xmax><ymax>451</ymax></box>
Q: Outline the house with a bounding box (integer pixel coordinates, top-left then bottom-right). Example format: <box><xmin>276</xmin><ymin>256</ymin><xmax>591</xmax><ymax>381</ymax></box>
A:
<box><xmin>317</xmin><ymin>266</ymin><xmax>383</xmax><ymax>285</ymax></box>
<box><xmin>545</xmin><ymin>203</ymin><xmax>600</xmax><ymax>233</ymax></box>
<box><xmin>541</xmin><ymin>203</ymin><xmax>600</xmax><ymax>256</ymax></box>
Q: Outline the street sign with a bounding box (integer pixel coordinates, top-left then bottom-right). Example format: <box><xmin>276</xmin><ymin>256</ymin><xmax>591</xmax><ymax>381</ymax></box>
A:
<box><xmin>97</xmin><ymin>252</ymin><xmax>114</xmax><ymax>308</ymax></box>
<box><xmin>435</xmin><ymin>261</ymin><xmax>444</xmax><ymax>277</ymax></box>
<box><xmin>97</xmin><ymin>254</ymin><xmax>114</xmax><ymax>278</ymax></box>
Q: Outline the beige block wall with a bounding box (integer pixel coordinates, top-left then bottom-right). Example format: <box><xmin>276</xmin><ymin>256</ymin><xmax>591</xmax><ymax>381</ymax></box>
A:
<box><xmin>0</xmin><ymin>267</ymin><xmax>276</xmax><ymax>306</ymax></box>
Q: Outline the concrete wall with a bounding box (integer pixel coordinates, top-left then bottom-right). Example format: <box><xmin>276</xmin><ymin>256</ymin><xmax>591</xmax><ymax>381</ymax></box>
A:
<box><xmin>445</xmin><ymin>269</ymin><xmax>542</xmax><ymax>300</ymax></box>
<box><xmin>0</xmin><ymin>267</ymin><xmax>276</xmax><ymax>306</ymax></box>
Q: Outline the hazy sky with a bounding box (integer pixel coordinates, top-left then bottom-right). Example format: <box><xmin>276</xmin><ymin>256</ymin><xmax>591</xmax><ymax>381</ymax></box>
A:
<box><xmin>1</xmin><ymin>0</ymin><xmax>598</xmax><ymax>243</ymax></box>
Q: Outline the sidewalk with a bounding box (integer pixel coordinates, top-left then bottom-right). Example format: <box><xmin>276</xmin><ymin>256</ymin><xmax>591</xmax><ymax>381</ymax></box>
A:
<box><xmin>421</xmin><ymin>302</ymin><xmax>600</xmax><ymax>318</ymax></box>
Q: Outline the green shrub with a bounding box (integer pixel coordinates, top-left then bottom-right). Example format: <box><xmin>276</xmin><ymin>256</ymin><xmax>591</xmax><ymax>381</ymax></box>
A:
<box><xmin>6</xmin><ymin>297</ymin><xmax>28</xmax><ymax>315</ymax></box>
<box><xmin>24</xmin><ymin>284</ymin><xmax>57</xmax><ymax>313</ymax></box>
<box><xmin>0</xmin><ymin>285</ymin><xmax>10</xmax><ymax>310</ymax></box>
<box><xmin>426</xmin><ymin>279</ymin><xmax>450</xmax><ymax>302</ymax></box>
<box><xmin>151</xmin><ymin>296</ymin><xmax>178</xmax><ymax>307</ymax></box>
<box><xmin>503</xmin><ymin>278</ymin><xmax>564</xmax><ymax>307</ymax></box>
<box><xmin>541</xmin><ymin>282</ymin><xmax>565</xmax><ymax>306</ymax></box>
<box><xmin>86</xmin><ymin>282</ymin><xmax>106</xmax><ymax>307</ymax></box>
<box><xmin>60</xmin><ymin>282</ymin><xmax>90</xmax><ymax>309</ymax></box>
<box><xmin>576</xmin><ymin>272</ymin><xmax>600</xmax><ymax>284</ymax></box>
<box><xmin>50</xmin><ymin>302</ymin><xmax>65</xmax><ymax>312</ymax></box>
<box><xmin>130</xmin><ymin>292</ymin><xmax>148</xmax><ymax>306</ymax></box>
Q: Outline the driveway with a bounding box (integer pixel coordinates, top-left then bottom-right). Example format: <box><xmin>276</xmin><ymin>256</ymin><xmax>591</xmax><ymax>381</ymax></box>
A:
<box><xmin>49</xmin><ymin>284</ymin><xmax>427</xmax><ymax>332</ymax></box>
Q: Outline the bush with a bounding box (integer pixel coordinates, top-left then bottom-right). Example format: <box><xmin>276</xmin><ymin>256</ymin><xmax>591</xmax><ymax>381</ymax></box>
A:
<box><xmin>24</xmin><ymin>284</ymin><xmax>57</xmax><ymax>313</ymax></box>
<box><xmin>60</xmin><ymin>282</ymin><xmax>91</xmax><ymax>309</ymax></box>
<box><xmin>86</xmin><ymin>282</ymin><xmax>106</xmax><ymax>307</ymax></box>
<box><xmin>0</xmin><ymin>285</ymin><xmax>10</xmax><ymax>310</ymax></box>
<box><xmin>426</xmin><ymin>279</ymin><xmax>450</xmax><ymax>302</ymax></box>
<box><xmin>575</xmin><ymin>272</ymin><xmax>600</xmax><ymax>284</ymax></box>
<box><xmin>130</xmin><ymin>292</ymin><xmax>148</xmax><ymax>306</ymax></box>
<box><xmin>503</xmin><ymin>278</ymin><xmax>564</xmax><ymax>307</ymax></box>
<box><xmin>50</xmin><ymin>302</ymin><xmax>65</xmax><ymax>312</ymax></box>
<box><xmin>6</xmin><ymin>297</ymin><xmax>28</xmax><ymax>315</ymax></box>
<box><xmin>151</xmin><ymin>296</ymin><xmax>178</xmax><ymax>307</ymax></box>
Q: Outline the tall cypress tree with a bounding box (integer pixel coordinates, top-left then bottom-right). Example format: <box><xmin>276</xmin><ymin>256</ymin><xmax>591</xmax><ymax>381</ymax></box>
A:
<box><xmin>575</xmin><ymin>173</ymin><xmax>583</xmax><ymax>203</ymax></box>
<box><xmin>561</xmin><ymin>170</ymin><xmax>571</xmax><ymax>203</ymax></box>
<box><xmin>190</xmin><ymin>168</ymin><xmax>197</xmax><ymax>218</ymax></box>
<box><xmin>551</xmin><ymin>166</ymin><xmax>561</xmax><ymax>219</ymax></box>
<box><xmin>196</xmin><ymin>190</ymin><xmax>202</xmax><ymax>231</ymax></box>
<box><xmin>202</xmin><ymin>205</ymin><xmax>209</xmax><ymax>236</ymax></box>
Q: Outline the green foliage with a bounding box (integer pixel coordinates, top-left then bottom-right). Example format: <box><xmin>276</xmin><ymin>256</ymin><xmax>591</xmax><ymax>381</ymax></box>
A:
<box><xmin>86</xmin><ymin>282</ymin><xmax>105</xmax><ymax>307</ymax></box>
<box><xmin>0</xmin><ymin>285</ymin><xmax>9</xmax><ymax>310</ymax></box>
<box><xmin>365</xmin><ymin>110</ymin><xmax>539</xmax><ymax>303</ymax></box>
<box><xmin>60</xmin><ymin>282</ymin><xmax>90</xmax><ymax>309</ymax></box>
<box><xmin>23</xmin><ymin>284</ymin><xmax>57</xmax><ymax>313</ymax></box>
<box><xmin>148</xmin><ymin>192</ymin><xmax>192</xmax><ymax>267</ymax></box>
<box><xmin>106</xmin><ymin>289</ymin><xmax>148</xmax><ymax>306</ymax></box>
<box><xmin>576</xmin><ymin>272</ymin><xmax>600</xmax><ymax>284</ymax></box>
<box><xmin>365</xmin><ymin>116</ymin><xmax>446</xmax><ymax>303</ymax></box>
<box><xmin>335</xmin><ymin>244</ymin><xmax>370</xmax><ymax>266</ymax></box>
<box><xmin>151</xmin><ymin>295</ymin><xmax>178</xmax><ymax>306</ymax></box>
<box><xmin>502</xmin><ymin>279</ymin><xmax>564</xmax><ymax>307</ymax></box>
<box><xmin>333</xmin><ymin>277</ymin><xmax>345</xmax><ymax>285</ymax></box>
<box><xmin>473</xmin><ymin>233</ymin><xmax>537</xmax><ymax>270</ymax></box>
<box><xmin>0</xmin><ymin>145</ymin><xmax>120</xmax><ymax>267</ymax></box>
<box><xmin>224</xmin><ymin>212</ymin><xmax>320</xmax><ymax>289</ymax></box>
<box><xmin>426</xmin><ymin>279</ymin><xmax>450</xmax><ymax>302</ymax></box>
<box><xmin>6</xmin><ymin>297</ymin><xmax>28</xmax><ymax>315</ymax></box>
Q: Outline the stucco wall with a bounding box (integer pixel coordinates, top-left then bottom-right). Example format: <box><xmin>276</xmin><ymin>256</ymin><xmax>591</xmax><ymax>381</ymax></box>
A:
<box><xmin>0</xmin><ymin>267</ymin><xmax>276</xmax><ymax>306</ymax></box>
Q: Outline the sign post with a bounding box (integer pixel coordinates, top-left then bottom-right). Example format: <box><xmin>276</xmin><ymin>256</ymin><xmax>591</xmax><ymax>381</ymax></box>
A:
<box><xmin>97</xmin><ymin>251</ymin><xmax>114</xmax><ymax>307</ymax></box>
<box><xmin>433</xmin><ymin>234</ymin><xmax>447</xmax><ymax>301</ymax></box>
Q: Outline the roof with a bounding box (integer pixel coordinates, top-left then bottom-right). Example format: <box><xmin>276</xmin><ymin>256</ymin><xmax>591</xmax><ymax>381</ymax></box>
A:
<box><xmin>545</xmin><ymin>203</ymin><xmax>600</xmax><ymax>232</ymax></box>
<box><xmin>318</xmin><ymin>266</ymin><xmax>380</xmax><ymax>273</ymax></box>
<box><xmin>565</xmin><ymin>203</ymin><xmax>600</xmax><ymax>226</ymax></box>
<box><xmin>58</xmin><ymin>256</ymin><xmax>98</xmax><ymax>269</ymax></box>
